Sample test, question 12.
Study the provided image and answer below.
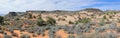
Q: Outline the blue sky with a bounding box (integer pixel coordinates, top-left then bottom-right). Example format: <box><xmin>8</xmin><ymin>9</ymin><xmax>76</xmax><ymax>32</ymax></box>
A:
<box><xmin>0</xmin><ymin>0</ymin><xmax>120</xmax><ymax>15</ymax></box>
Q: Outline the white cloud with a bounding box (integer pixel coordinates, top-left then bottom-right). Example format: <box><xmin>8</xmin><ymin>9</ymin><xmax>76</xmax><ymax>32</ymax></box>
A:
<box><xmin>0</xmin><ymin>0</ymin><xmax>119</xmax><ymax>15</ymax></box>
<box><xmin>0</xmin><ymin>0</ymin><xmax>97</xmax><ymax>14</ymax></box>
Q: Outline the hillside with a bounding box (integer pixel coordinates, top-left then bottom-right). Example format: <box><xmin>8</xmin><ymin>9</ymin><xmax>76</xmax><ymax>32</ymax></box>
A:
<box><xmin>0</xmin><ymin>8</ymin><xmax>120</xmax><ymax>38</ymax></box>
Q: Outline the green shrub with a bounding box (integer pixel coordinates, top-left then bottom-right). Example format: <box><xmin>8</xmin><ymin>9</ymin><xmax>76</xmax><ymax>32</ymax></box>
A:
<box><xmin>75</xmin><ymin>17</ymin><xmax>91</xmax><ymax>24</ymax></box>
<box><xmin>20</xmin><ymin>34</ymin><xmax>30</xmax><ymax>38</ymax></box>
<box><xmin>0</xmin><ymin>16</ymin><xmax>4</xmax><ymax>24</ymax></box>
<box><xmin>103</xmin><ymin>15</ymin><xmax>107</xmax><ymax>19</ymax></box>
<box><xmin>69</xmin><ymin>21</ymin><xmax>74</xmax><ymax>24</ymax></box>
<box><xmin>46</xmin><ymin>17</ymin><xmax>56</xmax><ymax>25</ymax></box>
<box><xmin>37</xmin><ymin>17</ymin><xmax>46</xmax><ymax>26</ymax></box>
<box><xmin>28</xmin><ymin>13</ymin><xmax>32</xmax><ymax>18</ymax></box>
<box><xmin>109</xmin><ymin>15</ymin><xmax>112</xmax><ymax>19</ymax></box>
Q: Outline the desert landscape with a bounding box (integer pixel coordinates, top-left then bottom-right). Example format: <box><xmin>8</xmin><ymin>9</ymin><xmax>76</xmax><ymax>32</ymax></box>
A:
<box><xmin>0</xmin><ymin>8</ymin><xmax>120</xmax><ymax>38</ymax></box>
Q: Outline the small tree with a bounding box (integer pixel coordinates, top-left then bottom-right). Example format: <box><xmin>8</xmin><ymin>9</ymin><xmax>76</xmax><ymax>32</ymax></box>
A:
<box><xmin>46</xmin><ymin>17</ymin><xmax>56</xmax><ymax>25</ymax></box>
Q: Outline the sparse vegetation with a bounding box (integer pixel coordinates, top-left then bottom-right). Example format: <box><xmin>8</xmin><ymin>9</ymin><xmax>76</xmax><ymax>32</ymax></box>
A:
<box><xmin>1</xmin><ymin>8</ymin><xmax>120</xmax><ymax>38</ymax></box>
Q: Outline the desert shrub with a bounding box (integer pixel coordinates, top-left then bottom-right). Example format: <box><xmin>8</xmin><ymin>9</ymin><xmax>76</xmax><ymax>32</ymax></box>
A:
<box><xmin>85</xmin><ymin>22</ymin><xmax>95</xmax><ymax>28</ymax></box>
<box><xmin>74</xmin><ymin>24</ymin><xmax>84</xmax><ymax>35</ymax></box>
<box><xmin>103</xmin><ymin>15</ymin><xmax>107</xmax><ymax>19</ymax></box>
<box><xmin>46</xmin><ymin>17</ymin><xmax>56</xmax><ymax>25</ymax></box>
<box><xmin>109</xmin><ymin>15</ymin><xmax>112</xmax><ymax>19</ymax></box>
<box><xmin>7</xmin><ymin>27</ymin><xmax>14</xmax><ymax>33</ymax></box>
<box><xmin>1</xmin><ymin>26</ymin><xmax>6</xmax><ymax>31</ymax></box>
<box><xmin>20</xmin><ymin>34</ymin><xmax>30</xmax><ymax>38</ymax></box>
<box><xmin>44</xmin><ymin>26</ymin><xmax>51</xmax><ymax>30</ymax></box>
<box><xmin>37</xmin><ymin>17</ymin><xmax>46</xmax><ymax>26</ymax></box>
<box><xmin>67</xmin><ymin>26</ymin><xmax>75</xmax><ymax>34</ymax></box>
<box><xmin>62</xmin><ymin>26</ymin><xmax>69</xmax><ymax>31</ymax></box>
<box><xmin>76</xmin><ymin>32</ymin><xmax>118</xmax><ymax>38</ymax></box>
<box><xmin>58</xmin><ymin>18</ymin><xmax>66</xmax><ymax>21</ymax></box>
<box><xmin>68</xmin><ymin>35</ymin><xmax>75</xmax><ymax>38</ymax></box>
<box><xmin>69</xmin><ymin>21</ymin><xmax>74</xmax><ymax>24</ymax></box>
<box><xmin>56</xmin><ymin>35</ymin><xmax>62</xmax><ymax>38</ymax></box>
<box><xmin>28</xmin><ymin>30</ymin><xmax>34</xmax><ymax>33</ymax></box>
<box><xmin>75</xmin><ymin>17</ymin><xmax>91</xmax><ymax>24</ymax></box>
<box><xmin>95</xmin><ymin>33</ymin><xmax>117</xmax><ymax>38</ymax></box>
<box><xmin>28</xmin><ymin>13</ymin><xmax>32</xmax><ymax>18</ymax></box>
<box><xmin>73</xmin><ymin>23</ymin><xmax>93</xmax><ymax>34</ymax></box>
<box><xmin>4</xmin><ymin>35</ymin><xmax>12</xmax><ymax>38</ymax></box>
<box><xmin>0</xmin><ymin>16</ymin><xmax>4</xmax><ymax>24</ymax></box>
<box><xmin>32</xmin><ymin>33</ymin><xmax>37</xmax><ymax>37</ymax></box>
<box><xmin>95</xmin><ymin>26</ymin><xmax>106</xmax><ymax>32</ymax></box>
<box><xmin>14</xmin><ymin>17</ymin><xmax>20</xmax><ymax>20</ymax></box>
<box><xmin>35</xmin><ymin>27</ymin><xmax>45</xmax><ymax>36</ymax></box>
<box><xmin>36</xmin><ymin>30</ymin><xmax>40</xmax><ymax>35</ymax></box>
<box><xmin>23</xmin><ymin>20</ymin><xmax>37</xmax><ymax>26</ymax></box>
<box><xmin>109</xmin><ymin>23</ymin><xmax>117</xmax><ymax>30</ymax></box>
<box><xmin>117</xmin><ymin>27</ymin><xmax>120</xmax><ymax>32</ymax></box>
<box><xmin>106</xmin><ymin>33</ymin><xmax>117</xmax><ymax>38</ymax></box>
<box><xmin>12</xmin><ymin>33</ymin><xmax>18</xmax><ymax>37</ymax></box>
<box><xmin>33</xmin><ymin>16</ymin><xmax>36</xmax><ymax>18</ymax></box>
<box><xmin>48</xmin><ymin>27</ymin><xmax>57</xmax><ymax>38</ymax></box>
<box><xmin>50</xmin><ymin>26</ymin><xmax>60</xmax><ymax>31</ymax></box>
<box><xmin>0</xmin><ymin>30</ymin><xmax>4</xmax><ymax>34</ymax></box>
<box><xmin>61</xmin><ymin>18</ymin><xmax>65</xmax><ymax>21</ymax></box>
<box><xmin>98</xmin><ymin>19</ymin><xmax>105</xmax><ymax>26</ymax></box>
<box><xmin>20</xmin><ymin>28</ymin><xmax>25</xmax><ymax>32</ymax></box>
